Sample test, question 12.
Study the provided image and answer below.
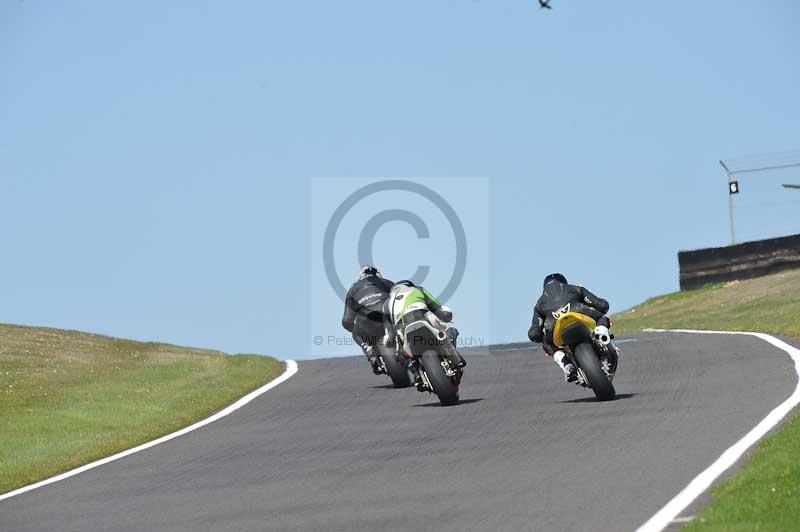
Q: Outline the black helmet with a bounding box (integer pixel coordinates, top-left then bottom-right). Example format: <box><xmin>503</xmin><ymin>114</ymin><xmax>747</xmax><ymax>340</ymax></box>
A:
<box><xmin>359</xmin><ymin>265</ymin><xmax>380</xmax><ymax>279</ymax></box>
<box><xmin>396</xmin><ymin>279</ymin><xmax>416</xmax><ymax>287</ymax></box>
<box><xmin>543</xmin><ymin>273</ymin><xmax>567</xmax><ymax>287</ymax></box>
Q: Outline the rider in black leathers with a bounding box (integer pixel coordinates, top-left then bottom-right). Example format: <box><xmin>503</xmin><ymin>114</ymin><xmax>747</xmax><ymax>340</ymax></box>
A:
<box><xmin>528</xmin><ymin>273</ymin><xmax>613</xmax><ymax>381</ymax></box>
<box><xmin>342</xmin><ymin>265</ymin><xmax>395</xmax><ymax>374</ymax></box>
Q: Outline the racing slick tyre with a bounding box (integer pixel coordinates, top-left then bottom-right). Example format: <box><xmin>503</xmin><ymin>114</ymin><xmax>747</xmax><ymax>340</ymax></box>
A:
<box><xmin>378</xmin><ymin>345</ymin><xmax>411</xmax><ymax>388</ymax></box>
<box><xmin>574</xmin><ymin>342</ymin><xmax>616</xmax><ymax>401</ymax></box>
<box><xmin>420</xmin><ymin>350</ymin><xmax>459</xmax><ymax>406</ymax></box>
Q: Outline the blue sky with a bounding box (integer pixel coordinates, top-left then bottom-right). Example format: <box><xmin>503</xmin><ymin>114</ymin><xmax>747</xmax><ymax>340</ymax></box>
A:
<box><xmin>2</xmin><ymin>1</ymin><xmax>799</xmax><ymax>358</ymax></box>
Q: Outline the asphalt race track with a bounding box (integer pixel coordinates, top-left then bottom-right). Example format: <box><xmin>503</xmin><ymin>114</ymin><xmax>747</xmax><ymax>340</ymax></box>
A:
<box><xmin>2</xmin><ymin>332</ymin><xmax>797</xmax><ymax>532</ymax></box>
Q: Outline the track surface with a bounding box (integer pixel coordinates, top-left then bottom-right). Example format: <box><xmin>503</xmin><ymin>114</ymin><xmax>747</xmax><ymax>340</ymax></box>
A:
<box><xmin>2</xmin><ymin>332</ymin><xmax>797</xmax><ymax>532</ymax></box>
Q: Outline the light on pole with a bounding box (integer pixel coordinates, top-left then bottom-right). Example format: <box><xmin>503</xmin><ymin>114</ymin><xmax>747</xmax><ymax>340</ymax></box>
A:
<box><xmin>720</xmin><ymin>160</ymin><xmax>736</xmax><ymax>245</ymax></box>
<box><xmin>719</xmin><ymin>155</ymin><xmax>800</xmax><ymax>245</ymax></box>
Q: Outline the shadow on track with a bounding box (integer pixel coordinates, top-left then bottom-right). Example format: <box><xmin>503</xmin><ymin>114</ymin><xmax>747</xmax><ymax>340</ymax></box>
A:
<box><xmin>557</xmin><ymin>393</ymin><xmax>638</xmax><ymax>404</ymax></box>
<box><xmin>413</xmin><ymin>398</ymin><xmax>484</xmax><ymax>408</ymax></box>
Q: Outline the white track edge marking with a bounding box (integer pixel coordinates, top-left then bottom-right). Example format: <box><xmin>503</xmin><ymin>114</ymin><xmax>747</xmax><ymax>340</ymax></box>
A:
<box><xmin>635</xmin><ymin>329</ymin><xmax>800</xmax><ymax>532</ymax></box>
<box><xmin>0</xmin><ymin>359</ymin><xmax>298</xmax><ymax>502</ymax></box>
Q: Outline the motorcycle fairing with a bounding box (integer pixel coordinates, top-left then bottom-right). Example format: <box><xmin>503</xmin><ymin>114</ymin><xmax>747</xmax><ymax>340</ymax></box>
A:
<box><xmin>552</xmin><ymin>312</ymin><xmax>597</xmax><ymax>348</ymax></box>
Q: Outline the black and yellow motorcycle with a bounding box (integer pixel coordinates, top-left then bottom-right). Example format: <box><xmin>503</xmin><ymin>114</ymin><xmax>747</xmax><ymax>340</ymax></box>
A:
<box><xmin>552</xmin><ymin>312</ymin><xmax>618</xmax><ymax>401</ymax></box>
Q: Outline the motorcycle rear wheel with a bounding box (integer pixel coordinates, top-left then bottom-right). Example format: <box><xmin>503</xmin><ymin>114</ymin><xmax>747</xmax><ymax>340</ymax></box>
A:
<box><xmin>377</xmin><ymin>344</ymin><xmax>411</xmax><ymax>388</ymax></box>
<box><xmin>574</xmin><ymin>342</ymin><xmax>616</xmax><ymax>401</ymax></box>
<box><xmin>420</xmin><ymin>350</ymin><xmax>460</xmax><ymax>406</ymax></box>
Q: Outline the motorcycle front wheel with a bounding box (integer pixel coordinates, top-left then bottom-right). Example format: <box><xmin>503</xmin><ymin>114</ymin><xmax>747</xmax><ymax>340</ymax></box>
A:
<box><xmin>420</xmin><ymin>350</ymin><xmax>460</xmax><ymax>406</ymax></box>
<box><xmin>574</xmin><ymin>342</ymin><xmax>616</xmax><ymax>401</ymax></box>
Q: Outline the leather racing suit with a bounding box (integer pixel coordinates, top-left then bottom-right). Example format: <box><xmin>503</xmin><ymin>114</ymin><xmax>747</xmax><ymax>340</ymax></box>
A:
<box><xmin>528</xmin><ymin>280</ymin><xmax>611</xmax><ymax>356</ymax></box>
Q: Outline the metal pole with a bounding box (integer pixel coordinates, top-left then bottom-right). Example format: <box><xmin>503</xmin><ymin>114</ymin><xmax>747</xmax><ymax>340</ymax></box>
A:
<box><xmin>732</xmin><ymin>161</ymin><xmax>800</xmax><ymax>175</ymax></box>
<box><xmin>720</xmin><ymin>160</ymin><xmax>735</xmax><ymax>245</ymax></box>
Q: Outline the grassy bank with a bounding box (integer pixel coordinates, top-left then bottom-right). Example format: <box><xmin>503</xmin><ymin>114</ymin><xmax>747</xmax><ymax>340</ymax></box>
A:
<box><xmin>0</xmin><ymin>323</ymin><xmax>283</xmax><ymax>495</ymax></box>
<box><xmin>613</xmin><ymin>268</ymin><xmax>800</xmax><ymax>338</ymax></box>
<box><xmin>613</xmin><ymin>269</ymin><xmax>800</xmax><ymax>531</ymax></box>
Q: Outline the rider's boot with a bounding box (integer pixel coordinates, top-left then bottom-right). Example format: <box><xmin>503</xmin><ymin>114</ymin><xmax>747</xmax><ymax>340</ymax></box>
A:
<box><xmin>593</xmin><ymin>325</ymin><xmax>612</xmax><ymax>346</ymax></box>
<box><xmin>592</xmin><ymin>324</ymin><xmax>621</xmax><ymax>372</ymax></box>
<box><xmin>408</xmin><ymin>360</ymin><xmax>427</xmax><ymax>392</ymax></box>
<box><xmin>362</xmin><ymin>344</ymin><xmax>383</xmax><ymax>375</ymax></box>
<box><xmin>554</xmin><ymin>350</ymin><xmax>577</xmax><ymax>382</ymax></box>
<box><xmin>445</xmin><ymin>327</ymin><xmax>466</xmax><ymax>367</ymax></box>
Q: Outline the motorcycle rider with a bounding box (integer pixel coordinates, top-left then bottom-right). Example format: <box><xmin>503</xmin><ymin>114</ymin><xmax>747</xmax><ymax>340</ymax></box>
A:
<box><xmin>528</xmin><ymin>273</ymin><xmax>615</xmax><ymax>382</ymax></box>
<box><xmin>384</xmin><ymin>280</ymin><xmax>466</xmax><ymax>390</ymax></box>
<box><xmin>341</xmin><ymin>265</ymin><xmax>395</xmax><ymax>374</ymax></box>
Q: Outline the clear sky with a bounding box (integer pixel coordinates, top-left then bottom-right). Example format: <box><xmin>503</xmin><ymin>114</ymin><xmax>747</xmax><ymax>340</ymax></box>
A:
<box><xmin>2</xmin><ymin>1</ymin><xmax>799</xmax><ymax>359</ymax></box>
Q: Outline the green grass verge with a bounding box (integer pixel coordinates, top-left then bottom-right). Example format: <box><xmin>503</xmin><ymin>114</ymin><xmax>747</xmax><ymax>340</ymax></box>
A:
<box><xmin>0</xmin><ymin>323</ymin><xmax>283</xmax><ymax>495</ymax></box>
<box><xmin>613</xmin><ymin>269</ymin><xmax>800</xmax><ymax>531</ymax></box>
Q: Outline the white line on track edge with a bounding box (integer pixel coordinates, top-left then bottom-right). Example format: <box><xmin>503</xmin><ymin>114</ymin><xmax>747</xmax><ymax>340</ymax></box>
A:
<box><xmin>635</xmin><ymin>329</ymin><xmax>800</xmax><ymax>532</ymax></box>
<box><xmin>0</xmin><ymin>359</ymin><xmax>299</xmax><ymax>503</ymax></box>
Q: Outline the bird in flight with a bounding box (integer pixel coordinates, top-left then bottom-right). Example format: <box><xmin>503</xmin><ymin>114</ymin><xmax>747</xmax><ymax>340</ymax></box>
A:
<box><xmin>539</xmin><ymin>0</ymin><xmax>552</xmax><ymax>8</ymax></box>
